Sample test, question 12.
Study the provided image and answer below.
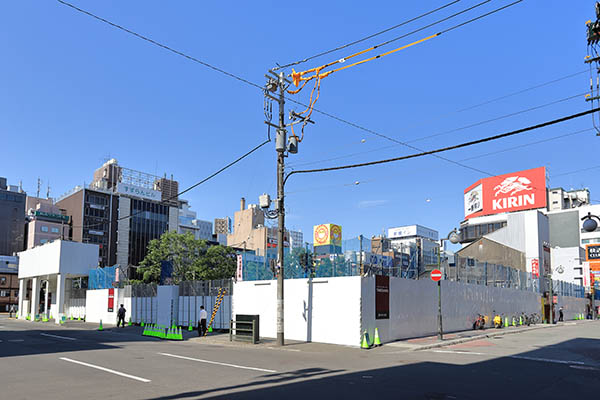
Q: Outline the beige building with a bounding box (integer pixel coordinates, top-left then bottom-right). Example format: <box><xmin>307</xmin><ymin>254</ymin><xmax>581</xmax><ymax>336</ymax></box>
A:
<box><xmin>26</xmin><ymin>197</ymin><xmax>70</xmax><ymax>249</ymax></box>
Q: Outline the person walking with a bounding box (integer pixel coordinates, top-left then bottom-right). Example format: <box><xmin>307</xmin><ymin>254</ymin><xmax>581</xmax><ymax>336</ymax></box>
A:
<box><xmin>558</xmin><ymin>306</ymin><xmax>564</xmax><ymax>322</ymax></box>
<box><xmin>117</xmin><ymin>304</ymin><xmax>126</xmax><ymax>328</ymax></box>
<box><xmin>198</xmin><ymin>305</ymin><xmax>208</xmax><ymax>336</ymax></box>
<box><xmin>9</xmin><ymin>304</ymin><xmax>15</xmax><ymax>318</ymax></box>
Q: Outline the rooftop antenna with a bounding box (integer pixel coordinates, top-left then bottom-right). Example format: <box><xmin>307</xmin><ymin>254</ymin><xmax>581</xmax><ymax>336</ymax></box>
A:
<box><xmin>46</xmin><ymin>181</ymin><xmax>51</xmax><ymax>199</ymax></box>
<box><xmin>36</xmin><ymin>177</ymin><xmax>42</xmax><ymax>198</ymax></box>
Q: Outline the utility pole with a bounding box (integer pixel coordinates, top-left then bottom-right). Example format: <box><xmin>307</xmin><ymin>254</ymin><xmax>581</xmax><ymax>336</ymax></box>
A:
<box><xmin>275</xmin><ymin>71</ymin><xmax>286</xmax><ymax>347</ymax></box>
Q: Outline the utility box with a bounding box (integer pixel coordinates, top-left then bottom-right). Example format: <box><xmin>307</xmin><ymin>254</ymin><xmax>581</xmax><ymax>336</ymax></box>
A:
<box><xmin>230</xmin><ymin>314</ymin><xmax>259</xmax><ymax>344</ymax></box>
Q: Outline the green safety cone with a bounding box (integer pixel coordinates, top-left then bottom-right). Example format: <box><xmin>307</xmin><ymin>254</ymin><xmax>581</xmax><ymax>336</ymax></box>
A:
<box><xmin>128</xmin><ymin>318</ymin><xmax>132</xmax><ymax>327</ymax></box>
<box><xmin>373</xmin><ymin>328</ymin><xmax>382</xmax><ymax>346</ymax></box>
<box><xmin>504</xmin><ymin>317</ymin><xmax>508</xmax><ymax>328</ymax></box>
<box><xmin>141</xmin><ymin>321</ymin><xmax>145</xmax><ymax>327</ymax></box>
<box><xmin>361</xmin><ymin>331</ymin><xmax>371</xmax><ymax>349</ymax></box>
<box><xmin>178</xmin><ymin>327</ymin><xmax>183</xmax><ymax>340</ymax></box>
<box><xmin>98</xmin><ymin>320</ymin><xmax>103</xmax><ymax>331</ymax></box>
<box><xmin>512</xmin><ymin>318</ymin><xmax>516</xmax><ymax>327</ymax></box>
<box><xmin>519</xmin><ymin>316</ymin><xmax>523</xmax><ymax>326</ymax></box>
<box><xmin>208</xmin><ymin>326</ymin><xmax>213</xmax><ymax>333</ymax></box>
<box><xmin>188</xmin><ymin>324</ymin><xmax>193</xmax><ymax>332</ymax></box>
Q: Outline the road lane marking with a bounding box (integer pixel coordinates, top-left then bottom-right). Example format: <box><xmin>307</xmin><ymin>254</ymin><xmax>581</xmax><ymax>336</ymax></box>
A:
<box><xmin>158</xmin><ymin>352</ymin><xmax>276</xmax><ymax>373</ymax></box>
<box><xmin>570</xmin><ymin>365</ymin><xmax>599</xmax><ymax>371</ymax></box>
<box><xmin>59</xmin><ymin>357</ymin><xmax>151</xmax><ymax>383</ymax></box>
<box><xmin>430</xmin><ymin>350</ymin><xmax>487</xmax><ymax>355</ymax></box>
<box><xmin>41</xmin><ymin>333</ymin><xmax>76</xmax><ymax>341</ymax></box>
<box><xmin>508</xmin><ymin>355</ymin><xmax>585</xmax><ymax>365</ymax></box>
<box><xmin>8</xmin><ymin>339</ymin><xmax>24</xmax><ymax>342</ymax></box>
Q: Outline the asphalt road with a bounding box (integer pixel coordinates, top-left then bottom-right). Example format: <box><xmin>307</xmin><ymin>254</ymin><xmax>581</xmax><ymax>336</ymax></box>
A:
<box><xmin>1</xmin><ymin>316</ymin><xmax>599</xmax><ymax>399</ymax></box>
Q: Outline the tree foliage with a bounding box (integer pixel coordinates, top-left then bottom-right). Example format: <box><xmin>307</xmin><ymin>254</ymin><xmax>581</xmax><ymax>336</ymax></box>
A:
<box><xmin>137</xmin><ymin>232</ymin><xmax>236</xmax><ymax>283</ymax></box>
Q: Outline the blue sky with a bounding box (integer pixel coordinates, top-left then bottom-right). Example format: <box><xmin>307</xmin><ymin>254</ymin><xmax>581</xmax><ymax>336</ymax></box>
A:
<box><xmin>1</xmin><ymin>1</ymin><xmax>598</xmax><ymax>246</ymax></box>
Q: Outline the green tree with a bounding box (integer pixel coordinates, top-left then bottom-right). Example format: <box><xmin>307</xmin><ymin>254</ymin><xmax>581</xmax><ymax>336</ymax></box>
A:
<box><xmin>137</xmin><ymin>232</ymin><xmax>236</xmax><ymax>283</ymax></box>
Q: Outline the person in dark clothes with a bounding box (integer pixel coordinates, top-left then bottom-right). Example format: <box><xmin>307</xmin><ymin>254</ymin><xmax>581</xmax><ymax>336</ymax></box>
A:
<box><xmin>198</xmin><ymin>305</ymin><xmax>207</xmax><ymax>336</ymax></box>
<box><xmin>558</xmin><ymin>307</ymin><xmax>564</xmax><ymax>322</ymax></box>
<box><xmin>117</xmin><ymin>304</ymin><xmax>126</xmax><ymax>328</ymax></box>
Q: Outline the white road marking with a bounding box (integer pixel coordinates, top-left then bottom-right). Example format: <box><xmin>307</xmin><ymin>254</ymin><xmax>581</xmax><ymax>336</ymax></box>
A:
<box><xmin>59</xmin><ymin>357</ymin><xmax>151</xmax><ymax>383</ymax></box>
<box><xmin>508</xmin><ymin>355</ymin><xmax>586</xmax><ymax>365</ymax></box>
<box><xmin>8</xmin><ymin>339</ymin><xmax>24</xmax><ymax>342</ymax></box>
<box><xmin>430</xmin><ymin>350</ymin><xmax>487</xmax><ymax>355</ymax></box>
<box><xmin>158</xmin><ymin>352</ymin><xmax>276</xmax><ymax>373</ymax></box>
<box><xmin>41</xmin><ymin>333</ymin><xmax>76</xmax><ymax>341</ymax></box>
<box><xmin>570</xmin><ymin>365</ymin><xmax>599</xmax><ymax>371</ymax></box>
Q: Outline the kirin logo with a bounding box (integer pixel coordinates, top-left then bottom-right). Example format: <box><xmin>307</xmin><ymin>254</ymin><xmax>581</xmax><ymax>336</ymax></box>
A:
<box><xmin>492</xmin><ymin>176</ymin><xmax>535</xmax><ymax>210</ymax></box>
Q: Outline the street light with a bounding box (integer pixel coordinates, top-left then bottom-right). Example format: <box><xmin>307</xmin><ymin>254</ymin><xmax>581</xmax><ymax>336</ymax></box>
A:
<box><xmin>437</xmin><ymin>228</ymin><xmax>460</xmax><ymax>340</ymax></box>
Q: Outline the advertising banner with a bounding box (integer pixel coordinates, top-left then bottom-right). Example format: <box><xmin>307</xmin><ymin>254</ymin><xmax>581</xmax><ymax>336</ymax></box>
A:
<box><xmin>107</xmin><ymin>288</ymin><xmax>114</xmax><ymax>312</ymax></box>
<box><xmin>531</xmin><ymin>258</ymin><xmax>539</xmax><ymax>278</ymax></box>
<box><xmin>236</xmin><ymin>254</ymin><xmax>243</xmax><ymax>282</ymax></box>
<box><xmin>583</xmin><ymin>262</ymin><xmax>591</xmax><ymax>288</ymax></box>
<box><xmin>313</xmin><ymin>224</ymin><xmax>342</xmax><ymax>246</ymax></box>
<box><xmin>464</xmin><ymin>167</ymin><xmax>547</xmax><ymax>219</ymax></box>
<box><xmin>375</xmin><ymin>275</ymin><xmax>389</xmax><ymax>319</ymax></box>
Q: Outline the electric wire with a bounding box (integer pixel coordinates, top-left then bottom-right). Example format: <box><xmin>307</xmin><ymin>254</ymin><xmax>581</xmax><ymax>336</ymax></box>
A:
<box><xmin>551</xmin><ymin>164</ymin><xmax>600</xmax><ymax>178</ymax></box>
<box><xmin>407</xmin><ymin>92</ymin><xmax>586</xmax><ymax>143</ymax></box>
<box><xmin>274</xmin><ymin>0</ymin><xmax>462</xmax><ymax>71</ymax></box>
<box><xmin>56</xmin><ymin>0</ymin><xmax>263</xmax><ymax>90</ymax></box>
<box><xmin>284</xmin><ymin>108</ymin><xmax>599</xmax><ymax>182</ymax></box>
<box><xmin>288</xmin><ymin>90</ymin><xmax>588</xmax><ymax>169</ymax></box>
<box><xmin>74</xmin><ymin>139</ymin><xmax>271</xmax><ymax>230</ymax></box>
<box><xmin>459</xmin><ymin>127</ymin><xmax>594</xmax><ymax>161</ymax></box>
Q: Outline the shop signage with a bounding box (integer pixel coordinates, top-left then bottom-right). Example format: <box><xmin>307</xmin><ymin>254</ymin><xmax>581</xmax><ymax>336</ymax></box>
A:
<box><xmin>586</xmin><ymin>244</ymin><xmax>600</xmax><ymax>261</ymax></box>
<box><xmin>236</xmin><ymin>255</ymin><xmax>243</xmax><ymax>281</ymax></box>
<box><xmin>464</xmin><ymin>167</ymin><xmax>547</xmax><ymax>219</ymax></box>
<box><xmin>116</xmin><ymin>182</ymin><xmax>161</xmax><ymax>201</ymax></box>
<box><xmin>313</xmin><ymin>224</ymin><xmax>342</xmax><ymax>246</ymax></box>
<box><xmin>107</xmin><ymin>288</ymin><xmax>114</xmax><ymax>312</ymax></box>
<box><xmin>375</xmin><ymin>275</ymin><xmax>389</xmax><ymax>319</ymax></box>
<box><xmin>531</xmin><ymin>258</ymin><xmax>539</xmax><ymax>278</ymax></box>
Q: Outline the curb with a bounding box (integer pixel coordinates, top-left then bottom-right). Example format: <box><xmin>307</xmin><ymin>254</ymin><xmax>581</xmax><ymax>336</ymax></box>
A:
<box><xmin>412</xmin><ymin>323</ymin><xmax>560</xmax><ymax>351</ymax></box>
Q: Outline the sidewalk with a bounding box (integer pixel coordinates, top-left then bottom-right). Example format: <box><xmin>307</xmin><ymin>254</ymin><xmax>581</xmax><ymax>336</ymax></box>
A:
<box><xmin>384</xmin><ymin>321</ymin><xmax>588</xmax><ymax>351</ymax></box>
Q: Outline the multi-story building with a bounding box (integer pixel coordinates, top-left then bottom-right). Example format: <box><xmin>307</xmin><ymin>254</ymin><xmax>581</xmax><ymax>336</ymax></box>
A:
<box><xmin>387</xmin><ymin>225</ymin><xmax>439</xmax><ymax>278</ymax></box>
<box><xmin>178</xmin><ymin>199</ymin><xmax>213</xmax><ymax>241</ymax></box>
<box><xmin>57</xmin><ymin>159</ymin><xmax>179</xmax><ymax>275</ymax></box>
<box><xmin>288</xmin><ymin>229</ymin><xmax>304</xmax><ymax>249</ymax></box>
<box><xmin>0</xmin><ymin>177</ymin><xmax>26</xmax><ymax>256</ymax></box>
<box><xmin>0</xmin><ymin>255</ymin><xmax>19</xmax><ymax>311</ymax></box>
<box><xmin>25</xmin><ymin>197</ymin><xmax>70</xmax><ymax>249</ymax></box>
<box><xmin>214</xmin><ymin>216</ymin><xmax>232</xmax><ymax>235</ymax></box>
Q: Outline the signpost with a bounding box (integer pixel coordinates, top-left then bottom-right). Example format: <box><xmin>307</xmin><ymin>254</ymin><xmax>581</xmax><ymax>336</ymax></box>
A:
<box><xmin>431</xmin><ymin>268</ymin><xmax>443</xmax><ymax>340</ymax></box>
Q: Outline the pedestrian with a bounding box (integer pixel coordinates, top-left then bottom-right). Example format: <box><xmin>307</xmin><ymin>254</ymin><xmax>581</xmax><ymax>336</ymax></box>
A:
<box><xmin>8</xmin><ymin>304</ymin><xmax>15</xmax><ymax>318</ymax></box>
<box><xmin>117</xmin><ymin>304</ymin><xmax>126</xmax><ymax>328</ymax></box>
<box><xmin>558</xmin><ymin>306</ymin><xmax>564</xmax><ymax>322</ymax></box>
<box><xmin>198</xmin><ymin>305</ymin><xmax>207</xmax><ymax>337</ymax></box>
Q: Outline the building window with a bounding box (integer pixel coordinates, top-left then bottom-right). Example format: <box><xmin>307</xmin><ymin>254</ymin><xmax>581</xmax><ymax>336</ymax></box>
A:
<box><xmin>40</xmin><ymin>239</ymin><xmax>48</xmax><ymax>244</ymax></box>
<box><xmin>0</xmin><ymin>290</ymin><xmax>8</xmax><ymax>297</ymax></box>
<box><xmin>13</xmin><ymin>290</ymin><xmax>18</xmax><ymax>298</ymax></box>
<box><xmin>0</xmin><ymin>277</ymin><xmax>6</xmax><ymax>285</ymax></box>
<box><xmin>41</xmin><ymin>226</ymin><xmax>49</xmax><ymax>232</ymax></box>
<box><xmin>51</xmin><ymin>227</ymin><xmax>60</xmax><ymax>233</ymax></box>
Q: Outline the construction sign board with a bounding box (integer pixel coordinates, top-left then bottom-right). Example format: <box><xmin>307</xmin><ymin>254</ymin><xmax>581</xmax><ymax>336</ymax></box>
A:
<box><xmin>375</xmin><ymin>275</ymin><xmax>389</xmax><ymax>319</ymax></box>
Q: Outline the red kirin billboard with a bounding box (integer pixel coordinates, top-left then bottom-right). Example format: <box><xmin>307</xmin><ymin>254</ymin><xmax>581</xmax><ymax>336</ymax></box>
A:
<box><xmin>464</xmin><ymin>167</ymin><xmax>547</xmax><ymax>219</ymax></box>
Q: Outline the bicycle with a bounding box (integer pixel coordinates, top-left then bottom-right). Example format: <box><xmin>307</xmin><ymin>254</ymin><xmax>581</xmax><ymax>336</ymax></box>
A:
<box><xmin>528</xmin><ymin>313</ymin><xmax>540</xmax><ymax>325</ymax></box>
<box><xmin>472</xmin><ymin>314</ymin><xmax>485</xmax><ymax>330</ymax></box>
<box><xmin>492</xmin><ymin>311</ymin><xmax>503</xmax><ymax>329</ymax></box>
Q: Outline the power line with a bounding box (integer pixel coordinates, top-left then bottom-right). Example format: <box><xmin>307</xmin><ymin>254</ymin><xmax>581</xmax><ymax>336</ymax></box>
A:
<box><xmin>288</xmin><ymin>90</ymin><xmax>587</xmax><ymax>169</ymax></box>
<box><xmin>551</xmin><ymin>164</ymin><xmax>600</xmax><ymax>178</ymax></box>
<box><xmin>56</xmin><ymin>0</ymin><xmax>262</xmax><ymax>90</ymax></box>
<box><xmin>459</xmin><ymin>127</ymin><xmax>594</xmax><ymax>161</ymax></box>
<box><xmin>407</xmin><ymin>92</ymin><xmax>586</xmax><ymax>143</ymax></box>
<box><xmin>74</xmin><ymin>139</ymin><xmax>271</xmax><ymax>230</ymax></box>
<box><xmin>284</xmin><ymin>108</ymin><xmax>598</xmax><ymax>181</ymax></box>
<box><xmin>275</xmin><ymin>0</ymin><xmax>462</xmax><ymax>70</ymax></box>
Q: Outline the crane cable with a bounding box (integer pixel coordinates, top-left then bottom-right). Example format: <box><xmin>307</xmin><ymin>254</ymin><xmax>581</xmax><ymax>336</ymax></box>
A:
<box><xmin>287</xmin><ymin>0</ymin><xmax>523</xmax><ymax>142</ymax></box>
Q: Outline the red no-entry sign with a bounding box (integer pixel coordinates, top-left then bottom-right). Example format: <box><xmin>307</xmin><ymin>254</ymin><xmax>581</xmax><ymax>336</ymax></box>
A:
<box><xmin>430</xmin><ymin>269</ymin><xmax>442</xmax><ymax>282</ymax></box>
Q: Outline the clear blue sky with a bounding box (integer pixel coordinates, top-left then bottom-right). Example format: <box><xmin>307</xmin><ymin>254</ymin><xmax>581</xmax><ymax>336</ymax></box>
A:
<box><xmin>1</xmin><ymin>1</ymin><xmax>598</xmax><ymax>245</ymax></box>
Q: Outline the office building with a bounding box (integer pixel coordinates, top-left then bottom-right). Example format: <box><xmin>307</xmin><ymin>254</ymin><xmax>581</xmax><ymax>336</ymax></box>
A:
<box><xmin>214</xmin><ymin>216</ymin><xmax>232</xmax><ymax>235</ymax></box>
<box><xmin>178</xmin><ymin>199</ymin><xmax>213</xmax><ymax>241</ymax></box>
<box><xmin>0</xmin><ymin>177</ymin><xmax>26</xmax><ymax>256</ymax></box>
<box><xmin>0</xmin><ymin>255</ymin><xmax>18</xmax><ymax>311</ymax></box>
<box><xmin>25</xmin><ymin>197</ymin><xmax>70</xmax><ymax>249</ymax></box>
<box><xmin>288</xmin><ymin>229</ymin><xmax>304</xmax><ymax>249</ymax></box>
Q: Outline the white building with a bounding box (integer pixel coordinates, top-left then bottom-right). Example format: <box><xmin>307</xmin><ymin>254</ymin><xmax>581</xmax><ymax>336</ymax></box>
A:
<box><xmin>387</xmin><ymin>225</ymin><xmax>439</xmax><ymax>277</ymax></box>
<box><xmin>178</xmin><ymin>199</ymin><xmax>213</xmax><ymax>241</ymax></box>
<box><xmin>289</xmin><ymin>229</ymin><xmax>304</xmax><ymax>249</ymax></box>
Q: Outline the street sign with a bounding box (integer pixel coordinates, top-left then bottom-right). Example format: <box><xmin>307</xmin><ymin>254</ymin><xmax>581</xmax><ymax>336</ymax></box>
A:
<box><xmin>431</xmin><ymin>269</ymin><xmax>442</xmax><ymax>282</ymax></box>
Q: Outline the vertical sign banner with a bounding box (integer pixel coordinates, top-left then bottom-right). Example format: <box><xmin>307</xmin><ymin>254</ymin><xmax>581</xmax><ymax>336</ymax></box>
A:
<box><xmin>531</xmin><ymin>258</ymin><xmax>539</xmax><ymax>278</ymax></box>
<box><xmin>582</xmin><ymin>261</ymin><xmax>591</xmax><ymax>288</ymax></box>
<box><xmin>375</xmin><ymin>275</ymin><xmax>390</xmax><ymax>319</ymax></box>
<box><xmin>236</xmin><ymin>254</ymin><xmax>244</xmax><ymax>282</ymax></box>
<box><xmin>107</xmin><ymin>288</ymin><xmax>114</xmax><ymax>312</ymax></box>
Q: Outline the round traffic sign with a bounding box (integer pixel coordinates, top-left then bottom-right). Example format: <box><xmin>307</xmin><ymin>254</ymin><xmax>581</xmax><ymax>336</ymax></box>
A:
<box><xmin>430</xmin><ymin>269</ymin><xmax>442</xmax><ymax>282</ymax></box>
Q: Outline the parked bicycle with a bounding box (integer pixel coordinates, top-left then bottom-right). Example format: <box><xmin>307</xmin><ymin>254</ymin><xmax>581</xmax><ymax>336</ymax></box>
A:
<box><xmin>472</xmin><ymin>314</ymin><xmax>485</xmax><ymax>330</ymax></box>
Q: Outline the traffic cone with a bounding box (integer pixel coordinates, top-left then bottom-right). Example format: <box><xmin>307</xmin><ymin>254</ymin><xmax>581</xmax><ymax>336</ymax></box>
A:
<box><xmin>512</xmin><ymin>318</ymin><xmax>516</xmax><ymax>327</ymax></box>
<box><xmin>141</xmin><ymin>321</ymin><xmax>145</xmax><ymax>327</ymax></box>
<box><xmin>519</xmin><ymin>316</ymin><xmax>523</xmax><ymax>326</ymax></box>
<box><xmin>178</xmin><ymin>327</ymin><xmax>183</xmax><ymax>340</ymax></box>
<box><xmin>208</xmin><ymin>326</ymin><xmax>213</xmax><ymax>333</ymax></box>
<box><xmin>504</xmin><ymin>317</ymin><xmax>508</xmax><ymax>328</ymax></box>
<box><xmin>361</xmin><ymin>331</ymin><xmax>371</xmax><ymax>349</ymax></box>
<box><xmin>128</xmin><ymin>318</ymin><xmax>132</xmax><ymax>327</ymax></box>
<box><xmin>188</xmin><ymin>324</ymin><xmax>193</xmax><ymax>332</ymax></box>
<box><xmin>98</xmin><ymin>320</ymin><xmax>103</xmax><ymax>331</ymax></box>
<box><xmin>373</xmin><ymin>328</ymin><xmax>382</xmax><ymax>346</ymax></box>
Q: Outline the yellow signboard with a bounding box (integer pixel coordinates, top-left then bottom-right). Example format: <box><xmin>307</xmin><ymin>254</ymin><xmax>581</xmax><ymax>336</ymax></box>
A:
<box><xmin>313</xmin><ymin>224</ymin><xmax>342</xmax><ymax>246</ymax></box>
